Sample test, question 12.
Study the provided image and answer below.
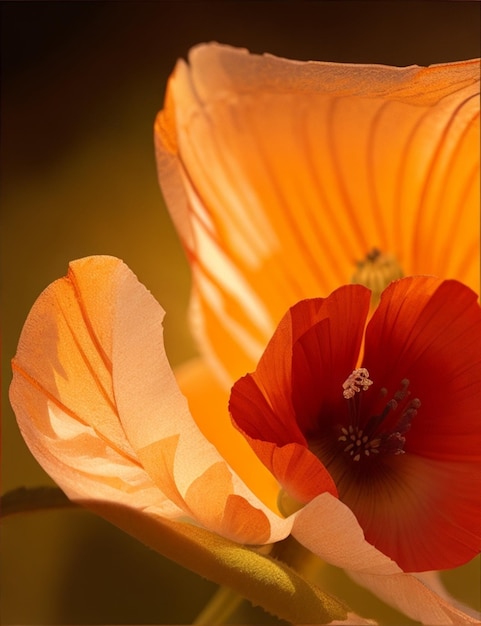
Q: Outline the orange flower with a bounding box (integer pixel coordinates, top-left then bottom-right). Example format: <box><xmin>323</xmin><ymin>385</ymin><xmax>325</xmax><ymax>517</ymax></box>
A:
<box><xmin>155</xmin><ymin>44</ymin><xmax>480</xmax><ymax>389</ymax></box>
<box><xmin>229</xmin><ymin>276</ymin><xmax>481</xmax><ymax>573</ymax></box>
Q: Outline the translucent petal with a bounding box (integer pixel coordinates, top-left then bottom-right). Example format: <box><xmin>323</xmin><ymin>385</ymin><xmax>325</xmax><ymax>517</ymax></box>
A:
<box><xmin>155</xmin><ymin>44</ymin><xmax>480</xmax><ymax>383</ymax></box>
<box><xmin>10</xmin><ymin>256</ymin><xmax>289</xmax><ymax>544</ymax></box>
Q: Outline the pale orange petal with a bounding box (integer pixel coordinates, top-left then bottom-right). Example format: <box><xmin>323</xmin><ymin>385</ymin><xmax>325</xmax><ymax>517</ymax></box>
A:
<box><xmin>10</xmin><ymin>256</ymin><xmax>289</xmax><ymax>544</ymax></box>
<box><xmin>174</xmin><ymin>357</ymin><xmax>281</xmax><ymax>513</ymax></box>
<box><xmin>293</xmin><ymin>493</ymin><xmax>480</xmax><ymax>625</ymax></box>
<box><xmin>414</xmin><ymin>571</ymin><xmax>481</xmax><ymax>621</ymax></box>
<box><xmin>184</xmin><ymin>462</ymin><xmax>272</xmax><ymax>544</ymax></box>
<box><xmin>96</xmin><ymin>255</ymin><xmax>293</xmax><ymax>542</ymax></box>
<box><xmin>155</xmin><ymin>43</ymin><xmax>480</xmax><ymax>384</ymax></box>
<box><xmin>10</xmin><ymin>257</ymin><xmax>181</xmax><ymax>518</ymax></box>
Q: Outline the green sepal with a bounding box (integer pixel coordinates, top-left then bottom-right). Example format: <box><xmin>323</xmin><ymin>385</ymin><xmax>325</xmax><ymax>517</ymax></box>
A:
<box><xmin>87</xmin><ymin>496</ymin><xmax>350</xmax><ymax>624</ymax></box>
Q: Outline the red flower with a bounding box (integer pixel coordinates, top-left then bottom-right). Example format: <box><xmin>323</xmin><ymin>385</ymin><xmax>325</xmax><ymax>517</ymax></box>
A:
<box><xmin>229</xmin><ymin>276</ymin><xmax>481</xmax><ymax>572</ymax></box>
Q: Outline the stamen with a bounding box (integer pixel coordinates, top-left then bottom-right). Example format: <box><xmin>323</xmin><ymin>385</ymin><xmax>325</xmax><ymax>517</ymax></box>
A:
<box><xmin>393</xmin><ymin>397</ymin><xmax>421</xmax><ymax>436</ymax></box>
<box><xmin>394</xmin><ymin>378</ymin><xmax>410</xmax><ymax>402</ymax></box>
<box><xmin>342</xmin><ymin>368</ymin><xmax>373</xmax><ymax>399</ymax></box>
<box><xmin>364</xmin><ymin>398</ymin><xmax>398</xmax><ymax>437</ymax></box>
<box><xmin>352</xmin><ymin>248</ymin><xmax>403</xmax><ymax>301</ymax></box>
<box><xmin>337</xmin><ymin>423</ymin><xmax>383</xmax><ymax>461</ymax></box>
<box><xmin>339</xmin><ymin>376</ymin><xmax>421</xmax><ymax>461</ymax></box>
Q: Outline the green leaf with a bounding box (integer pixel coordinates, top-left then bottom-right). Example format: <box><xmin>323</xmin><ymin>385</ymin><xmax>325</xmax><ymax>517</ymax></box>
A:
<box><xmin>1</xmin><ymin>487</ymin><xmax>351</xmax><ymax>623</ymax></box>
<box><xmin>86</xmin><ymin>497</ymin><xmax>350</xmax><ymax>624</ymax></box>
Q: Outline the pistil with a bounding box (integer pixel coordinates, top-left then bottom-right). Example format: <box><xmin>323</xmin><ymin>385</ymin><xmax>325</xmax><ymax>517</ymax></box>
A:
<box><xmin>352</xmin><ymin>248</ymin><xmax>403</xmax><ymax>302</ymax></box>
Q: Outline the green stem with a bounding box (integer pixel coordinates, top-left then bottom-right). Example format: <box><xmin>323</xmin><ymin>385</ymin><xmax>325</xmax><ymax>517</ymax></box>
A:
<box><xmin>0</xmin><ymin>486</ymin><xmax>77</xmax><ymax>517</ymax></box>
<box><xmin>193</xmin><ymin>585</ymin><xmax>245</xmax><ymax>625</ymax></box>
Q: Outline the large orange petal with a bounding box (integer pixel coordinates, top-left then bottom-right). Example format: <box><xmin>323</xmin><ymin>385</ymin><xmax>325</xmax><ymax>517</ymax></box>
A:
<box><xmin>293</xmin><ymin>493</ymin><xmax>480</xmax><ymax>625</ymax></box>
<box><xmin>155</xmin><ymin>43</ymin><xmax>480</xmax><ymax>384</ymax></box>
<box><xmin>10</xmin><ymin>256</ymin><xmax>290</xmax><ymax>545</ymax></box>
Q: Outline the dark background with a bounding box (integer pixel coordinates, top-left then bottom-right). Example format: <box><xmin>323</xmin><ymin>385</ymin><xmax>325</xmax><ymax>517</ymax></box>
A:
<box><xmin>2</xmin><ymin>2</ymin><xmax>480</xmax><ymax>624</ymax></box>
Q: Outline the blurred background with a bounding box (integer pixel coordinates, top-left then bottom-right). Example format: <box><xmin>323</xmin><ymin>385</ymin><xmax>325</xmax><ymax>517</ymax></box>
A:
<box><xmin>1</xmin><ymin>2</ymin><xmax>480</xmax><ymax>624</ymax></box>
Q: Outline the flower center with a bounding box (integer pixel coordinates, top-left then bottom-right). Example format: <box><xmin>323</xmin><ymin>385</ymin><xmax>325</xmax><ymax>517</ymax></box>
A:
<box><xmin>339</xmin><ymin>368</ymin><xmax>421</xmax><ymax>461</ymax></box>
<box><xmin>352</xmin><ymin>248</ymin><xmax>403</xmax><ymax>302</ymax></box>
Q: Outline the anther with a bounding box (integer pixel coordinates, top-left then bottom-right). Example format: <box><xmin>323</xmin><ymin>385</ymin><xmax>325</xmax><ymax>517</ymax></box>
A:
<box><xmin>342</xmin><ymin>368</ymin><xmax>373</xmax><ymax>399</ymax></box>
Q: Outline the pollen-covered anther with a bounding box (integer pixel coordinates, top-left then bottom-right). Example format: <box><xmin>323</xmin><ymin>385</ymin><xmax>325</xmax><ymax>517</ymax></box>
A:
<box><xmin>342</xmin><ymin>367</ymin><xmax>373</xmax><ymax>399</ymax></box>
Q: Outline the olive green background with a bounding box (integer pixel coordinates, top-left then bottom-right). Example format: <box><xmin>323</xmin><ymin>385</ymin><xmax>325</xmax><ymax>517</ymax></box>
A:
<box><xmin>1</xmin><ymin>2</ymin><xmax>480</xmax><ymax>624</ymax></box>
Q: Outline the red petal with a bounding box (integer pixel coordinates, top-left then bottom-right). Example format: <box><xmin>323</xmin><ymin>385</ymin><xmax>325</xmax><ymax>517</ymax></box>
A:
<box><xmin>231</xmin><ymin>287</ymin><xmax>370</xmax><ymax>442</ymax></box>
<box><xmin>291</xmin><ymin>285</ymin><xmax>370</xmax><ymax>435</ymax></box>
<box><xmin>345</xmin><ymin>454</ymin><xmax>481</xmax><ymax>572</ymax></box>
<box><xmin>229</xmin><ymin>367</ymin><xmax>337</xmax><ymax>502</ymax></box>
<box><xmin>245</xmin><ymin>438</ymin><xmax>338</xmax><ymax>503</ymax></box>
<box><xmin>230</xmin><ymin>287</ymin><xmax>370</xmax><ymax>502</ymax></box>
<box><xmin>363</xmin><ymin>277</ymin><xmax>481</xmax><ymax>461</ymax></box>
<box><xmin>348</xmin><ymin>276</ymin><xmax>481</xmax><ymax>570</ymax></box>
<box><xmin>229</xmin><ymin>372</ymin><xmax>305</xmax><ymax>446</ymax></box>
<box><xmin>293</xmin><ymin>493</ymin><xmax>481</xmax><ymax>622</ymax></box>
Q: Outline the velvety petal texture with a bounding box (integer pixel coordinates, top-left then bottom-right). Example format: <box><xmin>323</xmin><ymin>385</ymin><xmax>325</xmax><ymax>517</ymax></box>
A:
<box><xmin>9</xmin><ymin>256</ymin><xmax>288</xmax><ymax>545</ymax></box>
<box><xmin>230</xmin><ymin>277</ymin><xmax>481</xmax><ymax>573</ymax></box>
<box><xmin>155</xmin><ymin>43</ymin><xmax>480</xmax><ymax>385</ymax></box>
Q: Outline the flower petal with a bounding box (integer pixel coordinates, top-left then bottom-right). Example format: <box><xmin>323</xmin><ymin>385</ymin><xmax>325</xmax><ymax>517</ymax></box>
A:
<box><xmin>10</xmin><ymin>256</ymin><xmax>290</xmax><ymax>545</ymax></box>
<box><xmin>364</xmin><ymin>277</ymin><xmax>481</xmax><ymax>461</ymax></box>
<box><xmin>414</xmin><ymin>571</ymin><xmax>481</xmax><ymax>621</ymax></box>
<box><xmin>336</xmin><ymin>452</ymin><xmax>481</xmax><ymax>573</ymax></box>
<box><xmin>290</xmin><ymin>286</ymin><xmax>370</xmax><ymax>435</ymax></box>
<box><xmin>230</xmin><ymin>287</ymin><xmax>370</xmax><ymax>502</ymax></box>
<box><xmin>228</xmin><ymin>367</ymin><xmax>331</xmax><ymax>502</ymax></box>
<box><xmin>343</xmin><ymin>276</ymin><xmax>481</xmax><ymax>571</ymax></box>
<box><xmin>231</xmin><ymin>288</ymin><xmax>369</xmax><ymax>438</ymax></box>
<box><xmin>10</xmin><ymin>257</ymin><xmax>181</xmax><ymax>518</ymax></box>
<box><xmin>174</xmin><ymin>357</ymin><xmax>281</xmax><ymax>513</ymax></box>
<box><xmin>155</xmin><ymin>43</ymin><xmax>480</xmax><ymax>383</ymax></box>
<box><xmin>293</xmin><ymin>493</ymin><xmax>480</xmax><ymax>625</ymax></box>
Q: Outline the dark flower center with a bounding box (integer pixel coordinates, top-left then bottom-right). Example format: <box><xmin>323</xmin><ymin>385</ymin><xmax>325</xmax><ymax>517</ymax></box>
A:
<box><xmin>338</xmin><ymin>368</ymin><xmax>421</xmax><ymax>462</ymax></box>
